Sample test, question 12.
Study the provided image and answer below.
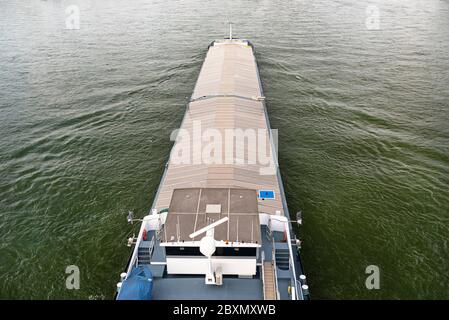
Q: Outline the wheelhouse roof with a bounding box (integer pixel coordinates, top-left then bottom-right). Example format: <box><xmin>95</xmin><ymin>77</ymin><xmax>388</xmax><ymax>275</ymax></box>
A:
<box><xmin>161</xmin><ymin>188</ymin><xmax>262</xmax><ymax>245</ymax></box>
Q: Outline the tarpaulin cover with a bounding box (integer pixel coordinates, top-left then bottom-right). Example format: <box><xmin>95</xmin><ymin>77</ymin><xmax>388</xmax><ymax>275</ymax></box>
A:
<box><xmin>117</xmin><ymin>266</ymin><xmax>153</xmax><ymax>300</ymax></box>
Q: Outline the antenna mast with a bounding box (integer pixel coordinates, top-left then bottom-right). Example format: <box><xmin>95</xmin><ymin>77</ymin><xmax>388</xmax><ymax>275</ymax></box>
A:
<box><xmin>229</xmin><ymin>22</ymin><xmax>233</xmax><ymax>40</ymax></box>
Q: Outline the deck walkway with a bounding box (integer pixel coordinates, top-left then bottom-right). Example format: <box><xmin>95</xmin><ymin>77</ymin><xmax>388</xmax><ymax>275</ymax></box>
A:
<box><xmin>263</xmin><ymin>261</ymin><xmax>277</xmax><ymax>300</ymax></box>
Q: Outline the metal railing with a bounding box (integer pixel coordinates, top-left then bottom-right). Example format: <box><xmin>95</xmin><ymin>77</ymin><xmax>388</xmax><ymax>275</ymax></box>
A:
<box><xmin>296</xmin><ymin>279</ymin><xmax>304</xmax><ymax>300</ymax></box>
<box><xmin>261</xmin><ymin>251</ymin><xmax>266</xmax><ymax>300</ymax></box>
<box><xmin>286</xmin><ymin>238</ymin><xmax>300</xmax><ymax>300</ymax></box>
<box><xmin>271</xmin><ymin>237</ymin><xmax>280</xmax><ymax>300</ymax></box>
<box><xmin>265</xmin><ymin>225</ymin><xmax>272</xmax><ymax>241</ymax></box>
<box><xmin>270</xmin><ymin>216</ymin><xmax>301</xmax><ymax>300</ymax></box>
<box><xmin>149</xmin><ymin>234</ymin><xmax>155</xmax><ymax>258</ymax></box>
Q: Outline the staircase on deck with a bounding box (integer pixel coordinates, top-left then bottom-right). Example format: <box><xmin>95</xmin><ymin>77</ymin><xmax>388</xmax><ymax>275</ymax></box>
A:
<box><xmin>275</xmin><ymin>248</ymin><xmax>290</xmax><ymax>270</ymax></box>
<box><xmin>137</xmin><ymin>247</ymin><xmax>151</xmax><ymax>266</ymax></box>
<box><xmin>263</xmin><ymin>261</ymin><xmax>277</xmax><ymax>300</ymax></box>
<box><xmin>137</xmin><ymin>233</ymin><xmax>156</xmax><ymax>266</ymax></box>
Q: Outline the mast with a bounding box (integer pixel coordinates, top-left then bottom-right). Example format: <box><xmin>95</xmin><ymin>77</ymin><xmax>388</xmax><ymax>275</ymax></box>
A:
<box><xmin>229</xmin><ymin>22</ymin><xmax>233</xmax><ymax>40</ymax></box>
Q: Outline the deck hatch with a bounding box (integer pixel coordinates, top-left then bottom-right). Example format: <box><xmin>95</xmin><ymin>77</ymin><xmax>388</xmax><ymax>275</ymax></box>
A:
<box><xmin>161</xmin><ymin>188</ymin><xmax>261</xmax><ymax>245</ymax></box>
<box><xmin>205</xmin><ymin>204</ymin><xmax>221</xmax><ymax>214</ymax></box>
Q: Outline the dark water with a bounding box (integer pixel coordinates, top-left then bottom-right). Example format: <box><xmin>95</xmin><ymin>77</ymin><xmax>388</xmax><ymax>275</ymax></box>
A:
<box><xmin>0</xmin><ymin>0</ymin><xmax>448</xmax><ymax>299</ymax></box>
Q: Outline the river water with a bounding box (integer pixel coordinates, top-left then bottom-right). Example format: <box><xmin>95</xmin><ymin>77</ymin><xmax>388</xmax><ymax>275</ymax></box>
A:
<box><xmin>0</xmin><ymin>0</ymin><xmax>448</xmax><ymax>299</ymax></box>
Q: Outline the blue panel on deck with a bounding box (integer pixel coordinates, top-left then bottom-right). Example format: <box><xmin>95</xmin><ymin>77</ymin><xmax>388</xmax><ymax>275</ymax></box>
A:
<box><xmin>258</xmin><ymin>190</ymin><xmax>275</xmax><ymax>199</ymax></box>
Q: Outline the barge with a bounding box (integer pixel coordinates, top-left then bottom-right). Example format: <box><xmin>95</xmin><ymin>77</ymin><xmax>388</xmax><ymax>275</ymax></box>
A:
<box><xmin>116</xmin><ymin>29</ymin><xmax>309</xmax><ymax>300</ymax></box>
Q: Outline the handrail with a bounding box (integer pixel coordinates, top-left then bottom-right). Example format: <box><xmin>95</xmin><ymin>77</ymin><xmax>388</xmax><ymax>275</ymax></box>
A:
<box><xmin>261</xmin><ymin>251</ymin><xmax>266</xmax><ymax>300</ymax></box>
<box><xmin>296</xmin><ymin>279</ymin><xmax>304</xmax><ymax>300</ymax></box>
<box><xmin>271</xmin><ymin>237</ymin><xmax>280</xmax><ymax>300</ymax></box>
<box><xmin>265</xmin><ymin>224</ymin><xmax>272</xmax><ymax>241</ymax></box>
<box><xmin>126</xmin><ymin>222</ymin><xmax>147</xmax><ymax>275</ymax></box>
<box><xmin>285</xmin><ymin>226</ymin><xmax>300</xmax><ymax>300</ymax></box>
<box><xmin>269</xmin><ymin>216</ymin><xmax>301</xmax><ymax>300</ymax></box>
<box><xmin>149</xmin><ymin>234</ymin><xmax>155</xmax><ymax>259</ymax></box>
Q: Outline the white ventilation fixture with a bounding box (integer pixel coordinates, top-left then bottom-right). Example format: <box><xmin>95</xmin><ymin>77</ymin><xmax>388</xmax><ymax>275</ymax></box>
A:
<box><xmin>206</xmin><ymin>204</ymin><xmax>221</xmax><ymax>214</ymax></box>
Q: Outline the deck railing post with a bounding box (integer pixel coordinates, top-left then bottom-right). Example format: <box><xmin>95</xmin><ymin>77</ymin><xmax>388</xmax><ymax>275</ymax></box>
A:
<box><xmin>272</xmin><ymin>236</ymin><xmax>280</xmax><ymax>300</ymax></box>
<box><xmin>261</xmin><ymin>251</ymin><xmax>266</xmax><ymax>300</ymax></box>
